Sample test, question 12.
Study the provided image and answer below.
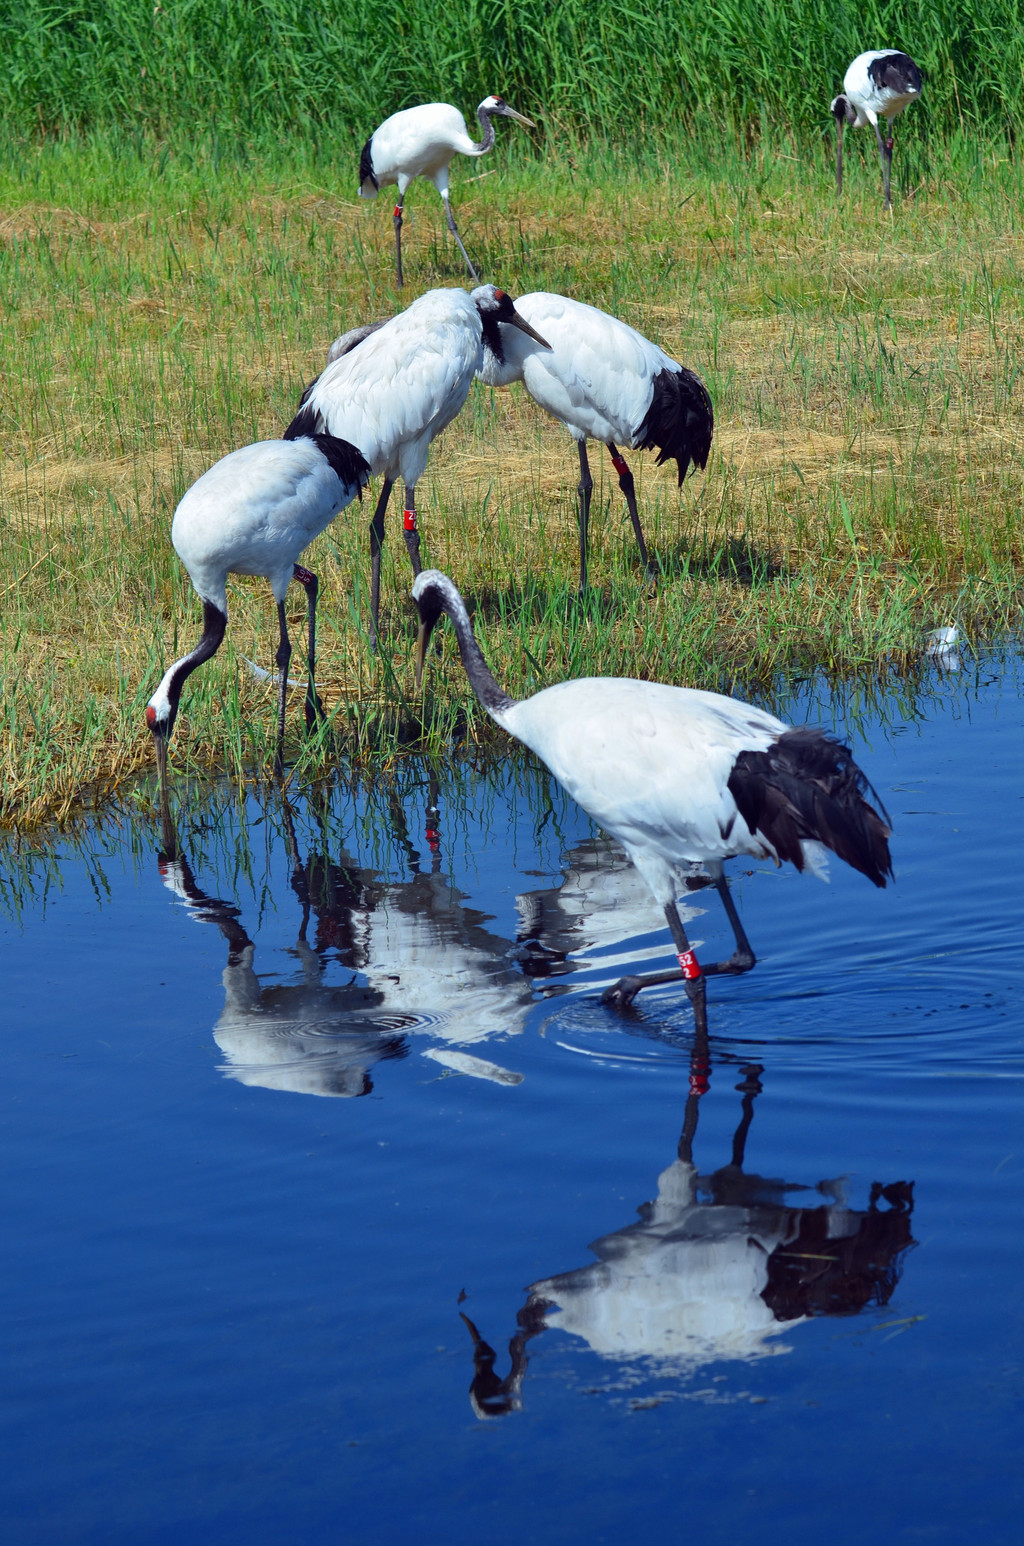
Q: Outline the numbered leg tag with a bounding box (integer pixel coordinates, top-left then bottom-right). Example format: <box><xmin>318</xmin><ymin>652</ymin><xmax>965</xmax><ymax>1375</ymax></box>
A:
<box><xmin>403</xmin><ymin>509</ymin><xmax>417</xmax><ymax>531</ymax></box>
<box><xmin>678</xmin><ymin>949</ymin><xmax>702</xmax><ymax>980</ymax></box>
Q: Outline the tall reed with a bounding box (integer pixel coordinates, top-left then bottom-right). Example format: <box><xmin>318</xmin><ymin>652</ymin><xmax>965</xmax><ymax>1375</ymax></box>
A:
<box><xmin>2</xmin><ymin>0</ymin><xmax>1022</xmax><ymax>144</ymax></box>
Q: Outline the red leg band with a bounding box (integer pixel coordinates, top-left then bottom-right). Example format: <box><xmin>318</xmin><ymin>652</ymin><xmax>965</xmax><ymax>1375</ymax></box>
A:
<box><xmin>678</xmin><ymin>949</ymin><xmax>702</xmax><ymax>980</ymax></box>
<box><xmin>611</xmin><ymin>454</ymin><xmax>629</xmax><ymax>478</ymax></box>
<box><xmin>394</xmin><ymin>205</ymin><xmax>402</xmax><ymax>219</ymax></box>
<box><xmin>403</xmin><ymin>509</ymin><xmax>417</xmax><ymax>531</ymax></box>
<box><xmin>689</xmin><ymin>1053</ymin><xmax>710</xmax><ymax>1097</ymax></box>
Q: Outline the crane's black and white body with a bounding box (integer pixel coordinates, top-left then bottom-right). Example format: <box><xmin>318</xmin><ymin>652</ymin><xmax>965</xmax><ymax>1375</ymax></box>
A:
<box><xmin>412</xmin><ymin>571</ymin><xmax>892</xmax><ymax>1028</ymax></box>
<box><xmin>831</xmin><ymin>51</ymin><xmax>922</xmax><ymax>208</ymax></box>
<box><xmin>359</xmin><ymin>96</ymin><xmax>535</xmax><ymax>286</ymax></box>
<box><xmin>145</xmin><ymin>433</ymin><xmax>369</xmax><ymax>794</ymax></box>
<box><xmin>286</xmin><ymin>286</ymin><xmax>549</xmax><ymax>645</ymax></box>
<box><xmin>476</xmin><ymin>292</ymin><xmax>713</xmax><ymax>589</ymax></box>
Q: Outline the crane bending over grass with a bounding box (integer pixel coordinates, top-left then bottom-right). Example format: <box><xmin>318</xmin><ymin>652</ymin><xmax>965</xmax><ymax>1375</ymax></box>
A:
<box><xmin>411</xmin><ymin>570</ymin><xmax>892</xmax><ymax>1034</ymax></box>
<box><xmin>285</xmin><ymin>285</ymin><xmax>549</xmax><ymax>646</ymax></box>
<box><xmin>831</xmin><ymin>51</ymin><xmax>923</xmax><ymax>208</ymax></box>
<box><xmin>476</xmin><ymin>291</ymin><xmax>713</xmax><ymax>590</ymax></box>
<box><xmin>146</xmin><ymin>432</ymin><xmax>369</xmax><ymax>796</ymax></box>
<box><xmin>359</xmin><ymin>97</ymin><xmax>536</xmax><ymax>287</ymax></box>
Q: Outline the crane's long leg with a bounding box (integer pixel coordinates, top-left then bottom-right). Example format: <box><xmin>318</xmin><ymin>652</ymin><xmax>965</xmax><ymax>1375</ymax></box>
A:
<box><xmin>702</xmin><ymin>874</ymin><xmax>756</xmax><ymax>976</ymax></box>
<box><xmin>274</xmin><ymin>600</ymin><xmax>292</xmax><ymax>774</ymax></box>
<box><xmin>368</xmin><ymin>476</ymin><xmax>394</xmax><ymax>651</ymax></box>
<box><xmin>873</xmin><ymin>119</ymin><xmax>893</xmax><ymax>209</ymax></box>
<box><xmin>600</xmin><ymin>876</ymin><xmax>756</xmax><ymax>1011</ymax></box>
<box><xmin>393</xmin><ymin>197</ymin><xmax>405</xmax><ymax>288</ymax></box>
<box><xmin>402</xmin><ymin>482</ymin><xmax>423</xmax><ymax>578</ymax></box>
<box><xmin>441</xmin><ymin>191</ymin><xmax>479</xmax><ymax>282</ymax></box>
<box><xmin>607</xmin><ymin>443</ymin><xmax>655</xmax><ymax>584</ymax></box>
<box><xmin>601</xmin><ymin>900</ymin><xmax>708</xmax><ymax>1034</ymax></box>
<box><xmin>577</xmin><ymin>441</ymin><xmax>592</xmax><ymax>592</ymax></box>
<box><xmin>835</xmin><ymin>116</ymin><xmax>844</xmax><ymax>195</ymax></box>
<box><xmin>292</xmin><ymin>563</ymin><xmax>325</xmax><ymax>730</ymax></box>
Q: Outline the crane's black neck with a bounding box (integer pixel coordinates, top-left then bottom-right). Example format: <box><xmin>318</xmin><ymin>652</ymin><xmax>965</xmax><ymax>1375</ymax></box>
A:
<box><xmin>424</xmin><ymin>579</ymin><xmax>516</xmax><ymax>719</ymax></box>
<box><xmin>474</xmin><ymin>105</ymin><xmax>498</xmax><ymax>155</ymax></box>
<box><xmin>165</xmin><ymin>601</ymin><xmax>227</xmax><ymax>727</ymax></box>
<box><xmin>477</xmin><ymin>307</ymin><xmax>506</xmax><ymax>365</ymax></box>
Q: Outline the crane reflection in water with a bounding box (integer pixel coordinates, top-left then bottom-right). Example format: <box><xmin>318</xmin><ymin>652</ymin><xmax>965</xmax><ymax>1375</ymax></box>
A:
<box><xmin>460</xmin><ymin>1058</ymin><xmax>916</xmax><ymax>1418</ymax></box>
<box><xmin>155</xmin><ymin>784</ymin><xmax>696</xmax><ymax>1095</ymax></box>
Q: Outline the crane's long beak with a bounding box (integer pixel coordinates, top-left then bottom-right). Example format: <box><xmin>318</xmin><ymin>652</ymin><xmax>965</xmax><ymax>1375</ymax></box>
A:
<box><xmin>499</xmin><ymin>107</ymin><xmax>537</xmax><ymax>129</ymax></box>
<box><xmin>508</xmin><ymin>311</ymin><xmax>551</xmax><ymax>349</ymax></box>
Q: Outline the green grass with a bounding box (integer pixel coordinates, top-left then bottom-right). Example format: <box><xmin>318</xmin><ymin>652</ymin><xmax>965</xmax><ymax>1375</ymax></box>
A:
<box><xmin>2</xmin><ymin>0</ymin><xmax>1023</xmax><ymax>141</ymax></box>
<box><xmin>1</xmin><ymin>126</ymin><xmax>1023</xmax><ymax>827</ymax></box>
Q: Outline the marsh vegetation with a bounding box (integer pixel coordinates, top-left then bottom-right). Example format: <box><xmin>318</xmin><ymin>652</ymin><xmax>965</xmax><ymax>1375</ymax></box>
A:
<box><xmin>1</xmin><ymin>117</ymin><xmax>1023</xmax><ymax>825</ymax></box>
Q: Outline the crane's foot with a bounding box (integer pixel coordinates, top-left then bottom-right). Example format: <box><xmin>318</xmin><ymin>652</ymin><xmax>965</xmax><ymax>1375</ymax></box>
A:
<box><xmin>600</xmin><ymin>966</ymin><xmax>688</xmax><ymax>1008</ymax></box>
<box><xmin>600</xmin><ymin>975</ymin><xmax>645</xmax><ymax>1010</ymax></box>
<box><xmin>701</xmin><ymin>948</ymin><xmax>756</xmax><ymax>978</ymax></box>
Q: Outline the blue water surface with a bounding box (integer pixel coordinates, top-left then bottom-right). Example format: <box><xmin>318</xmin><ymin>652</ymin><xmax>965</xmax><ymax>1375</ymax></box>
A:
<box><xmin>1</xmin><ymin>653</ymin><xmax>1021</xmax><ymax>1545</ymax></box>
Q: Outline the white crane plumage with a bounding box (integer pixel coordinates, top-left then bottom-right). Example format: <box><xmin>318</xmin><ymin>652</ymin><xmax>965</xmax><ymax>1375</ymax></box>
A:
<box><xmin>286</xmin><ymin>285</ymin><xmax>550</xmax><ymax>644</ymax></box>
<box><xmin>359</xmin><ymin>96</ymin><xmax>536</xmax><ymax>286</ymax></box>
<box><xmin>831</xmin><ymin>51</ymin><xmax>923</xmax><ymax>208</ymax></box>
<box><xmin>412</xmin><ymin>571</ymin><xmax>892</xmax><ymax>1030</ymax></box>
<box><xmin>476</xmin><ymin>291</ymin><xmax>713</xmax><ymax>589</ymax></box>
<box><xmin>145</xmin><ymin>431</ymin><xmax>370</xmax><ymax>795</ymax></box>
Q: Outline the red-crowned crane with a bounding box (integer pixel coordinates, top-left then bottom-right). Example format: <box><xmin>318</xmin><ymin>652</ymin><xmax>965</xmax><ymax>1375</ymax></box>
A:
<box><xmin>359</xmin><ymin>96</ymin><xmax>536</xmax><ymax>286</ymax></box>
<box><xmin>145</xmin><ymin>431</ymin><xmax>369</xmax><ymax>797</ymax></box>
<box><xmin>831</xmin><ymin>51</ymin><xmax>923</xmax><ymax>208</ymax></box>
<box><xmin>475</xmin><ymin>291</ymin><xmax>713</xmax><ymax>589</ymax></box>
<box><xmin>285</xmin><ymin>285</ymin><xmax>549</xmax><ymax>645</ymax></box>
<box><xmin>411</xmin><ymin>570</ymin><xmax>893</xmax><ymax>1033</ymax></box>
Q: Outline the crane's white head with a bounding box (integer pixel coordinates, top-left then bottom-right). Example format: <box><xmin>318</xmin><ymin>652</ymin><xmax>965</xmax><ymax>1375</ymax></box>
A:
<box><xmin>470</xmin><ymin>285</ymin><xmax>551</xmax><ymax>363</ymax></box>
<box><xmin>411</xmin><ymin>570</ymin><xmax>468</xmax><ymax>687</ymax></box>
<box><xmin>478</xmin><ymin>95</ymin><xmax>536</xmax><ymax>128</ymax></box>
<box><xmin>146</xmin><ymin>671</ymin><xmax>178</xmax><ymax>743</ymax></box>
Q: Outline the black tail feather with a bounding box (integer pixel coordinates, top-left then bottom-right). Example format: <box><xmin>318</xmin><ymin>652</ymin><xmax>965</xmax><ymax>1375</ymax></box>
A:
<box><xmin>359</xmin><ymin>136</ymin><xmax>378</xmax><ymax>192</ymax></box>
<box><xmin>635</xmin><ymin>366</ymin><xmax>714</xmax><ymax>485</ymax></box>
<box><xmin>282</xmin><ymin>403</ymin><xmax>369</xmax><ymax>494</ymax></box>
<box><xmin>311</xmin><ymin>434</ymin><xmax>370</xmax><ymax>493</ymax></box>
<box><xmin>727</xmin><ymin>727</ymin><xmax>892</xmax><ymax>888</ymax></box>
<box><xmin>868</xmin><ymin>53</ymin><xmax>923</xmax><ymax>96</ymax></box>
<box><xmin>283</xmin><ymin>398</ymin><xmax>321</xmax><ymax>442</ymax></box>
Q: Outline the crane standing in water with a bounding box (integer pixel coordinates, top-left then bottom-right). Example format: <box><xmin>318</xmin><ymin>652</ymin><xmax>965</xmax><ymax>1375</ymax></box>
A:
<box><xmin>411</xmin><ymin>570</ymin><xmax>893</xmax><ymax>1032</ymax></box>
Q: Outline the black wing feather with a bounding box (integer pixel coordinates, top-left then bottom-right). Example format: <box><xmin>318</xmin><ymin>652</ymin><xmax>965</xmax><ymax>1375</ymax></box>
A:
<box><xmin>283</xmin><ymin>396</ymin><xmax>321</xmax><ymax>441</ymax></box>
<box><xmin>635</xmin><ymin>366</ymin><xmax>714</xmax><ymax>485</ymax></box>
<box><xmin>727</xmin><ymin>727</ymin><xmax>892</xmax><ymax>887</ymax></box>
<box><xmin>359</xmin><ymin>136</ymin><xmax>379</xmax><ymax>192</ymax></box>
<box><xmin>868</xmin><ymin>53</ymin><xmax>922</xmax><ymax>95</ymax></box>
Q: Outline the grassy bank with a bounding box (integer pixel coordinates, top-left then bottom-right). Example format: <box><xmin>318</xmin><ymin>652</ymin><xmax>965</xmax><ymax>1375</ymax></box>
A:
<box><xmin>1</xmin><ymin>128</ymin><xmax>1023</xmax><ymax>827</ymax></box>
